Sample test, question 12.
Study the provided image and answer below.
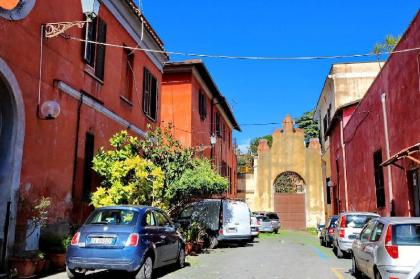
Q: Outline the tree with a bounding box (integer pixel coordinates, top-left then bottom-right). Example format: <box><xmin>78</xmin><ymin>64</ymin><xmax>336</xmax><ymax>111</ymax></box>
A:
<box><xmin>166</xmin><ymin>159</ymin><xmax>228</xmax><ymax>214</ymax></box>
<box><xmin>249</xmin><ymin>135</ymin><xmax>273</xmax><ymax>156</ymax></box>
<box><xmin>373</xmin><ymin>34</ymin><xmax>401</xmax><ymax>67</ymax></box>
<box><xmin>91</xmin><ymin>131</ymin><xmax>166</xmax><ymax>209</ymax></box>
<box><xmin>295</xmin><ymin>110</ymin><xmax>319</xmax><ymax>145</ymax></box>
<box><xmin>139</xmin><ymin>124</ymin><xmax>195</xmax><ymax>190</ymax></box>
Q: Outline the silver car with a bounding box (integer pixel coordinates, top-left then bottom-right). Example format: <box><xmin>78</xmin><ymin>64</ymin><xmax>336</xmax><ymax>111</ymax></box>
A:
<box><xmin>256</xmin><ymin>216</ymin><xmax>274</xmax><ymax>233</ymax></box>
<box><xmin>333</xmin><ymin>212</ymin><xmax>379</xmax><ymax>258</ymax></box>
<box><xmin>352</xmin><ymin>217</ymin><xmax>420</xmax><ymax>279</ymax></box>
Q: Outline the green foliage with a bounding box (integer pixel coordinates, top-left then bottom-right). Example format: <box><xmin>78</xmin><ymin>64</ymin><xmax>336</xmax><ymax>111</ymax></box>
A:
<box><xmin>249</xmin><ymin>135</ymin><xmax>273</xmax><ymax>156</ymax></box>
<box><xmin>372</xmin><ymin>34</ymin><xmax>401</xmax><ymax>54</ymax></box>
<box><xmin>295</xmin><ymin>110</ymin><xmax>319</xmax><ymax>145</ymax></box>
<box><xmin>274</xmin><ymin>171</ymin><xmax>305</xmax><ymax>193</ymax></box>
<box><xmin>139</xmin><ymin>125</ymin><xmax>195</xmax><ymax>189</ymax></box>
<box><xmin>32</xmin><ymin>197</ymin><xmax>51</xmax><ymax>229</ymax></box>
<box><xmin>91</xmin><ymin>131</ymin><xmax>166</xmax><ymax>209</ymax></box>
<box><xmin>180</xmin><ymin>221</ymin><xmax>207</xmax><ymax>243</ymax></box>
<box><xmin>167</xmin><ymin>159</ymin><xmax>228</xmax><ymax>213</ymax></box>
<box><xmin>39</xmin><ymin>233</ymin><xmax>70</xmax><ymax>253</ymax></box>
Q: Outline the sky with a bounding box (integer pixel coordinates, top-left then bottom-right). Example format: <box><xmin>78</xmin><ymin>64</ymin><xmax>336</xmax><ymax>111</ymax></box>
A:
<box><xmin>139</xmin><ymin>1</ymin><xmax>419</xmax><ymax>152</ymax></box>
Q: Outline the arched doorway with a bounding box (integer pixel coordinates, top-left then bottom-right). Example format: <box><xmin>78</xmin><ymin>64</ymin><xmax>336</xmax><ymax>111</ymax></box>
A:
<box><xmin>273</xmin><ymin>172</ymin><xmax>306</xmax><ymax>230</ymax></box>
<box><xmin>0</xmin><ymin>58</ymin><xmax>24</xmax><ymax>272</ymax></box>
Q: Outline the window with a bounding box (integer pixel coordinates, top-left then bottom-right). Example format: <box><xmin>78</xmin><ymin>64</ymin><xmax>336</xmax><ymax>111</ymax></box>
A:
<box><xmin>82</xmin><ymin>133</ymin><xmax>95</xmax><ymax>200</ymax></box>
<box><xmin>360</xmin><ymin>221</ymin><xmax>375</xmax><ymax>242</ymax></box>
<box><xmin>143</xmin><ymin>68</ymin><xmax>158</xmax><ymax>120</ymax></box>
<box><xmin>216</xmin><ymin>112</ymin><xmax>221</xmax><ymax>137</ymax></box>
<box><xmin>153</xmin><ymin>211</ymin><xmax>172</xmax><ymax>227</ymax></box>
<box><xmin>87</xmin><ymin>209</ymin><xmax>138</xmax><ymax>225</ymax></box>
<box><xmin>370</xmin><ymin>222</ymin><xmax>384</xmax><ymax>242</ymax></box>
<box><xmin>143</xmin><ymin>211</ymin><xmax>156</xmax><ymax>226</ymax></box>
<box><xmin>223</xmin><ymin>124</ymin><xmax>226</xmax><ymax>141</ymax></box>
<box><xmin>373</xmin><ymin>150</ymin><xmax>386</xmax><ymax>208</ymax></box>
<box><xmin>121</xmin><ymin>47</ymin><xmax>134</xmax><ymax>102</ymax></box>
<box><xmin>84</xmin><ymin>17</ymin><xmax>107</xmax><ymax>80</ymax></box>
<box><xmin>394</xmin><ymin>224</ymin><xmax>420</xmax><ymax>245</ymax></box>
<box><xmin>198</xmin><ymin>90</ymin><xmax>207</xmax><ymax>120</ymax></box>
<box><xmin>326</xmin><ymin>178</ymin><xmax>331</xmax><ymax>205</ymax></box>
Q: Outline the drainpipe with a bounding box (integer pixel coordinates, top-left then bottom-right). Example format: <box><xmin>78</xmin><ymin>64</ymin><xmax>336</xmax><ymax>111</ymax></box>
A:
<box><xmin>71</xmin><ymin>94</ymin><xmax>84</xmax><ymax>218</ymax></box>
<box><xmin>381</xmin><ymin>93</ymin><xmax>394</xmax><ymax>216</ymax></box>
<box><xmin>340</xmin><ymin>118</ymin><xmax>349</xmax><ymax>211</ymax></box>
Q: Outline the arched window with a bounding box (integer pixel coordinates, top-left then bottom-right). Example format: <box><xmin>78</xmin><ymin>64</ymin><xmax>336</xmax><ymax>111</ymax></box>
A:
<box><xmin>274</xmin><ymin>172</ymin><xmax>305</xmax><ymax>193</ymax></box>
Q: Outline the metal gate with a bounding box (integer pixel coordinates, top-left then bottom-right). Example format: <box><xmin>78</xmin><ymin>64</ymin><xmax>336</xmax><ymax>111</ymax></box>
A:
<box><xmin>274</xmin><ymin>193</ymin><xmax>306</xmax><ymax>230</ymax></box>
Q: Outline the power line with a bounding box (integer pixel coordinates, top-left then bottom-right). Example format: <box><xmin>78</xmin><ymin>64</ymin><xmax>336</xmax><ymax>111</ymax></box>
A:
<box><xmin>66</xmin><ymin>35</ymin><xmax>420</xmax><ymax>61</ymax></box>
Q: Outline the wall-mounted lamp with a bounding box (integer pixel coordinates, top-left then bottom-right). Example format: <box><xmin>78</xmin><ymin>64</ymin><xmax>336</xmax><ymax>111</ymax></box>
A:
<box><xmin>210</xmin><ymin>133</ymin><xmax>217</xmax><ymax>146</ymax></box>
<box><xmin>44</xmin><ymin>0</ymin><xmax>101</xmax><ymax>38</ymax></box>
<box><xmin>39</xmin><ymin>100</ymin><xmax>61</xmax><ymax>120</ymax></box>
<box><xmin>327</xmin><ymin>181</ymin><xmax>334</xmax><ymax>187</ymax></box>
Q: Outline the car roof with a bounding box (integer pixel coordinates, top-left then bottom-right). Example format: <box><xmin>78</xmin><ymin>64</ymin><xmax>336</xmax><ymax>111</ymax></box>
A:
<box><xmin>96</xmin><ymin>205</ymin><xmax>157</xmax><ymax>212</ymax></box>
<box><xmin>340</xmin><ymin>212</ymin><xmax>380</xmax><ymax>216</ymax></box>
<box><xmin>376</xmin><ymin>217</ymin><xmax>420</xmax><ymax>224</ymax></box>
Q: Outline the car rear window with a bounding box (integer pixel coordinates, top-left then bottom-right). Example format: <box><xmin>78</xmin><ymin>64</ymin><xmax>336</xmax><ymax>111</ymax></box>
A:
<box><xmin>267</xmin><ymin>213</ymin><xmax>279</xmax><ymax>220</ymax></box>
<box><xmin>345</xmin><ymin>215</ymin><xmax>377</xmax><ymax>228</ymax></box>
<box><xmin>86</xmin><ymin>209</ymin><xmax>138</xmax><ymax>225</ymax></box>
<box><xmin>257</xmin><ymin>216</ymin><xmax>270</xmax><ymax>222</ymax></box>
<box><xmin>394</xmin><ymin>224</ymin><xmax>420</xmax><ymax>245</ymax></box>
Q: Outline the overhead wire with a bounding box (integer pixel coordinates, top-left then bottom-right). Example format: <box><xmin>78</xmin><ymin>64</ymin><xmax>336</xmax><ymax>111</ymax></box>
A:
<box><xmin>65</xmin><ymin>35</ymin><xmax>420</xmax><ymax>61</ymax></box>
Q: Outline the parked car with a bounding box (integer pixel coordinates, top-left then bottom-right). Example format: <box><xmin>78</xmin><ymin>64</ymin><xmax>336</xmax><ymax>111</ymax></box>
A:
<box><xmin>250</xmin><ymin>215</ymin><xmax>260</xmax><ymax>240</ymax></box>
<box><xmin>333</xmin><ymin>212</ymin><xmax>379</xmax><ymax>258</ymax></box>
<box><xmin>320</xmin><ymin>215</ymin><xmax>338</xmax><ymax>247</ymax></box>
<box><xmin>66</xmin><ymin>206</ymin><xmax>185</xmax><ymax>279</ymax></box>
<box><xmin>253</xmin><ymin>211</ymin><xmax>281</xmax><ymax>233</ymax></box>
<box><xmin>352</xmin><ymin>217</ymin><xmax>420</xmax><ymax>279</ymax></box>
<box><xmin>176</xmin><ymin>199</ymin><xmax>252</xmax><ymax>248</ymax></box>
<box><xmin>256</xmin><ymin>216</ymin><xmax>274</xmax><ymax>233</ymax></box>
<box><xmin>407</xmin><ymin>261</ymin><xmax>420</xmax><ymax>279</ymax></box>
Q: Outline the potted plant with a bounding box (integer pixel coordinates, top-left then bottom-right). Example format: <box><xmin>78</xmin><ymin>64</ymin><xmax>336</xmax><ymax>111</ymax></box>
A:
<box><xmin>34</xmin><ymin>250</ymin><xmax>46</xmax><ymax>274</ymax></box>
<box><xmin>40</xmin><ymin>234</ymin><xmax>70</xmax><ymax>270</ymax></box>
<box><xmin>10</xmin><ymin>197</ymin><xmax>51</xmax><ymax>278</ymax></box>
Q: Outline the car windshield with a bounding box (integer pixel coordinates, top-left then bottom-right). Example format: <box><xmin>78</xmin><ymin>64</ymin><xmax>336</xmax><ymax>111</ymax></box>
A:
<box><xmin>345</xmin><ymin>215</ymin><xmax>376</xmax><ymax>228</ymax></box>
<box><xmin>86</xmin><ymin>209</ymin><xmax>138</xmax><ymax>225</ymax></box>
<box><xmin>267</xmin><ymin>213</ymin><xmax>279</xmax><ymax>220</ymax></box>
<box><xmin>257</xmin><ymin>216</ymin><xmax>270</xmax><ymax>222</ymax></box>
<box><xmin>394</xmin><ymin>224</ymin><xmax>420</xmax><ymax>245</ymax></box>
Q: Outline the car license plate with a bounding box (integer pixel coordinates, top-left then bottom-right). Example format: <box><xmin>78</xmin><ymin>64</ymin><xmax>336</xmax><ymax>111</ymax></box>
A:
<box><xmin>89</xmin><ymin>237</ymin><xmax>115</xmax><ymax>245</ymax></box>
<box><xmin>228</xmin><ymin>228</ymin><xmax>237</xmax><ymax>233</ymax></box>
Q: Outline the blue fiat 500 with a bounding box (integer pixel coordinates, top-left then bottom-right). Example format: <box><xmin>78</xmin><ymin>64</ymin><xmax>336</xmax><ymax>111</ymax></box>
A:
<box><xmin>66</xmin><ymin>206</ymin><xmax>185</xmax><ymax>279</ymax></box>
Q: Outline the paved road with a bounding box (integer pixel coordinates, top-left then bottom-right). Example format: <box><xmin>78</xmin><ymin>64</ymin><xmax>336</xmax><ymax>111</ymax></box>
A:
<box><xmin>44</xmin><ymin>231</ymin><xmax>354</xmax><ymax>279</ymax></box>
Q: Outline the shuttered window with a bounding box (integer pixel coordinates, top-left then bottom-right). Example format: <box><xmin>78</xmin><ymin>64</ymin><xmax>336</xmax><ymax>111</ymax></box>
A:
<box><xmin>122</xmin><ymin>47</ymin><xmax>134</xmax><ymax>101</ymax></box>
<box><xmin>216</xmin><ymin>112</ymin><xmax>221</xmax><ymax>137</ymax></box>
<box><xmin>84</xmin><ymin>17</ymin><xmax>107</xmax><ymax>81</ymax></box>
<box><xmin>198</xmin><ymin>90</ymin><xmax>207</xmax><ymax>120</ymax></box>
<box><xmin>143</xmin><ymin>68</ymin><xmax>158</xmax><ymax>120</ymax></box>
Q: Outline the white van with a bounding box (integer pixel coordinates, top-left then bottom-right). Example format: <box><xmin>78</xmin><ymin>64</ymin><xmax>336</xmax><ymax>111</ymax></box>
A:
<box><xmin>176</xmin><ymin>199</ymin><xmax>252</xmax><ymax>248</ymax></box>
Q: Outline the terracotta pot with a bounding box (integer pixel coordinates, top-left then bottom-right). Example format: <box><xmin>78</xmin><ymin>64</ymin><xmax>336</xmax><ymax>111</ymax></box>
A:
<box><xmin>35</xmin><ymin>259</ymin><xmax>46</xmax><ymax>274</ymax></box>
<box><xmin>9</xmin><ymin>257</ymin><xmax>37</xmax><ymax>278</ymax></box>
<box><xmin>193</xmin><ymin>242</ymin><xmax>202</xmax><ymax>253</ymax></box>
<box><xmin>48</xmin><ymin>253</ymin><xmax>66</xmax><ymax>270</ymax></box>
<box><xmin>185</xmin><ymin>242</ymin><xmax>193</xmax><ymax>255</ymax></box>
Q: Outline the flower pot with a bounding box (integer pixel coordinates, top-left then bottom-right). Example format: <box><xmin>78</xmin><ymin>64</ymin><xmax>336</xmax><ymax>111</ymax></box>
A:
<box><xmin>193</xmin><ymin>242</ymin><xmax>203</xmax><ymax>253</ymax></box>
<box><xmin>185</xmin><ymin>242</ymin><xmax>193</xmax><ymax>255</ymax></box>
<box><xmin>35</xmin><ymin>259</ymin><xmax>46</xmax><ymax>274</ymax></box>
<box><xmin>48</xmin><ymin>253</ymin><xmax>66</xmax><ymax>270</ymax></box>
<box><xmin>9</xmin><ymin>257</ymin><xmax>37</xmax><ymax>278</ymax></box>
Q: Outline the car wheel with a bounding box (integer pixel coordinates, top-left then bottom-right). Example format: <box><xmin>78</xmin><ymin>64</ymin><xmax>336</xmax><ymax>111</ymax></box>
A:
<box><xmin>374</xmin><ymin>268</ymin><xmax>382</xmax><ymax>279</ymax></box>
<box><xmin>352</xmin><ymin>255</ymin><xmax>362</xmax><ymax>278</ymax></box>
<box><xmin>319</xmin><ymin>237</ymin><xmax>325</xmax><ymax>246</ymax></box>
<box><xmin>66</xmin><ymin>266</ymin><xmax>85</xmax><ymax>279</ymax></box>
<box><xmin>135</xmin><ymin>256</ymin><xmax>153</xmax><ymax>279</ymax></box>
<box><xmin>209</xmin><ymin>236</ymin><xmax>218</xmax><ymax>249</ymax></box>
<box><xmin>336</xmin><ymin>247</ymin><xmax>344</xmax><ymax>258</ymax></box>
<box><xmin>177</xmin><ymin>247</ymin><xmax>186</xmax><ymax>268</ymax></box>
<box><xmin>274</xmin><ymin>229</ymin><xmax>278</xmax><ymax>234</ymax></box>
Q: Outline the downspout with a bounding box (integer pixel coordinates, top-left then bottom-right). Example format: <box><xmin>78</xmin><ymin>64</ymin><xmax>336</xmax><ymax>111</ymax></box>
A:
<box><xmin>71</xmin><ymin>94</ymin><xmax>84</xmax><ymax>219</ymax></box>
<box><xmin>340</xmin><ymin>118</ymin><xmax>349</xmax><ymax>211</ymax></box>
<box><xmin>210</xmin><ymin>97</ymin><xmax>215</xmax><ymax>161</ymax></box>
<box><xmin>381</xmin><ymin>93</ymin><xmax>394</xmax><ymax>216</ymax></box>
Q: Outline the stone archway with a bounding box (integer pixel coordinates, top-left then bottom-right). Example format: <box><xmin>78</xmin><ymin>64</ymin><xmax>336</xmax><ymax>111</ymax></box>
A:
<box><xmin>273</xmin><ymin>172</ymin><xmax>306</xmax><ymax>230</ymax></box>
<box><xmin>0</xmin><ymin>58</ymin><xmax>25</xmax><ymax>272</ymax></box>
<box><xmin>254</xmin><ymin>115</ymin><xmax>324</xmax><ymax>229</ymax></box>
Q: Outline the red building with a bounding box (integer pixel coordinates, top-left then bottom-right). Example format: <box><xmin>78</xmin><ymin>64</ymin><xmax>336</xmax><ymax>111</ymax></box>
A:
<box><xmin>161</xmin><ymin>60</ymin><xmax>241</xmax><ymax>198</ymax></box>
<box><xmin>329</xmin><ymin>11</ymin><xmax>420</xmax><ymax>217</ymax></box>
<box><xmin>0</xmin><ymin>0</ymin><xmax>166</xmax><ymax>266</ymax></box>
